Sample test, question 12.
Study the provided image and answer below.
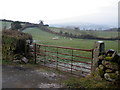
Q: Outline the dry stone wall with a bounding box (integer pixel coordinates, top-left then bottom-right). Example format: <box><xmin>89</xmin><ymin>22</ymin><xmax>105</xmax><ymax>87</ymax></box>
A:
<box><xmin>92</xmin><ymin>41</ymin><xmax>120</xmax><ymax>83</ymax></box>
<box><xmin>97</xmin><ymin>50</ymin><xmax>120</xmax><ymax>82</ymax></box>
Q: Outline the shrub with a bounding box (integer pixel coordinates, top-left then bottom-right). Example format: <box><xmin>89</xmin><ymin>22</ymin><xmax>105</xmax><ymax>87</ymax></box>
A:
<box><xmin>2</xmin><ymin>30</ymin><xmax>32</xmax><ymax>61</ymax></box>
<box><xmin>11</xmin><ymin>21</ymin><xmax>22</xmax><ymax>30</ymax></box>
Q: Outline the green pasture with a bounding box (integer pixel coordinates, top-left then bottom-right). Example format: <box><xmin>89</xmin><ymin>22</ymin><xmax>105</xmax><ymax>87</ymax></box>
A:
<box><xmin>23</xmin><ymin>27</ymin><xmax>118</xmax><ymax>63</ymax></box>
<box><xmin>23</xmin><ymin>27</ymin><xmax>118</xmax><ymax>51</ymax></box>
<box><xmin>49</xmin><ymin>27</ymin><xmax>118</xmax><ymax>38</ymax></box>
<box><xmin>1</xmin><ymin>20</ymin><xmax>118</xmax><ymax>63</ymax></box>
<box><xmin>0</xmin><ymin>21</ymin><xmax>12</xmax><ymax>30</ymax></box>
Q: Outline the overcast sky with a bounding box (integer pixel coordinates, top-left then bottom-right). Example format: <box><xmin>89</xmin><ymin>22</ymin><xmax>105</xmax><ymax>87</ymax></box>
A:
<box><xmin>0</xmin><ymin>0</ymin><xmax>119</xmax><ymax>26</ymax></box>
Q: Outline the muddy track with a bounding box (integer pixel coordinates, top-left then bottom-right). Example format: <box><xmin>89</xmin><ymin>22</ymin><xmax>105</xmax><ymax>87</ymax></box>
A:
<box><xmin>2</xmin><ymin>65</ymin><xmax>70</xmax><ymax>88</ymax></box>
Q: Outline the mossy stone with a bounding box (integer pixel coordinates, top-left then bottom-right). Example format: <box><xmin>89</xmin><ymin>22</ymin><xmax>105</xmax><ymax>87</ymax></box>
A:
<box><xmin>99</xmin><ymin>64</ymin><xmax>105</xmax><ymax>70</ymax></box>
<box><xmin>13</xmin><ymin>54</ymin><xmax>23</xmax><ymax>60</ymax></box>
<box><xmin>105</xmin><ymin>69</ymin><xmax>113</xmax><ymax>73</ymax></box>
<box><xmin>115</xmin><ymin>71</ymin><xmax>119</xmax><ymax>75</ymax></box>
<box><xmin>104</xmin><ymin>73</ymin><xmax>114</xmax><ymax>81</ymax></box>
<box><xmin>105</xmin><ymin>64</ymin><xmax>118</xmax><ymax>70</ymax></box>
<box><xmin>109</xmin><ymin>73</ymin><xmax>118</xmax><ymax>79</ymax></box>
<box><xmin>102</xmin><ymin>60</ymin><xmax>108</xmax><ymax>65</ymax></box>
<box><xmin>97</xmin><ymin>68</ymin><xmax>104</xmax><ymax>78</ymax></box>
<box><xmin>95</xmin><ymin>68</ymin><xmax>103</xmax><ymax>78</ymax></box>
<box><xmin>98</xmin><ymin>55</ymin><xmax>105</xmax><ymax>60</ymax></box>
<box><xmin>104</xmin><ymin>72</ymin><xmax>118</xmax><ymax>81</ymax></box>
<box><xmin>104</xmin><ymin>57</ymin><xmax>112</xmax><ymax>61</ymax></box>
<box><xmin>102</xmin><ymin>61</ymin><xmax>118</xmax><ymax>70</ymax></box>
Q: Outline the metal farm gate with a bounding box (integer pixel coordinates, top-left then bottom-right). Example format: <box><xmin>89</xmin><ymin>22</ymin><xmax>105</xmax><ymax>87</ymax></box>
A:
<box><xmin>31</xmin><ymin>43</ymin><xmax>93</xmax><ymax>76</ymax></box>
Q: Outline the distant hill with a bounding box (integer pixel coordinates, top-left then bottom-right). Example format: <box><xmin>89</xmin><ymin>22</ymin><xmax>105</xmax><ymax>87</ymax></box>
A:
<box><xmin>49</xmin><ymin>22</ymin><xmax>117</xmax><ymax>30</ymax></box>
<box><xmin>105</xmin><ymin>28</ymin><xmax>118</xmax><ymax>31</ymax></box>
<box><xmin>0</xmin><ymin>19</ymin><xmax>119</xmax><ymax>40</ymax></box>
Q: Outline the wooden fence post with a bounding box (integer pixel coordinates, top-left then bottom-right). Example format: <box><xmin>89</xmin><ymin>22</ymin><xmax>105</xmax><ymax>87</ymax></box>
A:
<box><xmin>92</xmin><ymin>41</ymin><xmax>105</xmax><ymax>73</ymax></box>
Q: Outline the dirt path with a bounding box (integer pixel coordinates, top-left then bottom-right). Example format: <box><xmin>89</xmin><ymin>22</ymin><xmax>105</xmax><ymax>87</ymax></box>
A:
<box><xmin>2</xmin><ymin>64</ymin><xmax>70</xmax><ymax>88</ymax></box>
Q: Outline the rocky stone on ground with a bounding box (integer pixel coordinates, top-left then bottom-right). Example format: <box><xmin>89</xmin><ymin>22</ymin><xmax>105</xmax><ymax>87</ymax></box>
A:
<box><xmin>21</xmin><ymin>57</ymin><xmax>28</xmax><ymax>63</ymax></box>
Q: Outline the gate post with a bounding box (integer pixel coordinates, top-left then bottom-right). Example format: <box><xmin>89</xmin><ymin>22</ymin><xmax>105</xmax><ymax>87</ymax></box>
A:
<box><xmin>92</xmin><ymin>41</ymin><xmax>105</xmax><ymax>73</ymax></box>
<box><xmin>34</xmin><ymin>43</ymin><xmax>37</xmax><ymax>64</ymax></box>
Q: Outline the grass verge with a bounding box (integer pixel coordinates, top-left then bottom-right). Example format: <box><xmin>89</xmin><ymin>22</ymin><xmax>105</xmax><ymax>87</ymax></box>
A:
<box><xmin>63</xmin><ymin>74</ymin><xmax>120</xmax><ymax>88</ymax></box>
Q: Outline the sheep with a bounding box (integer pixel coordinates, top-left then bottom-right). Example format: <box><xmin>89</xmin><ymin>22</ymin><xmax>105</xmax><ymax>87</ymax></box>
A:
<box><xmin>52</xmin><ymin>37</ymin><xmax>59</xmax><ymax>40</ymax></box>
<box><xmin>70</xmin><ymin>38</ymin><xmax>72</xmax><ymax>40</ymax></box>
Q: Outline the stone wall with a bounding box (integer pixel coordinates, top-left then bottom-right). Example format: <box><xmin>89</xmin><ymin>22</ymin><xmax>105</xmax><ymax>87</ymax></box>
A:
<box><xmin>92</xmin><ymin>41</ymin><xmax>120</xmax><ymax>83</ymax></box>
<box><xmin>2</xmin><ymin>30</ymin><xmax>32</xmax><ymax>62</ymax></box>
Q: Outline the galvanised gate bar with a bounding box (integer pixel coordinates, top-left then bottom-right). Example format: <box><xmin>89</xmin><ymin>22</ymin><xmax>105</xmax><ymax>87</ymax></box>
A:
<box><xmin>31</xmin><ymin>43</ymin><xmax>93</xmax><ymax>76</ymax></box>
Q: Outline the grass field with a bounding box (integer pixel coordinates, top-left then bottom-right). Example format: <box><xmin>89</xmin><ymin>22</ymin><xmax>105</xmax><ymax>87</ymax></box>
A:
<box><xmin>1</xmin><ymin>21</ymin><xmax>118</xmax><ymax>61</ymax></box>
<box><xmin>23</xmin><ymin>27</ymin><xmax>118</xmax><ymax>63</ymax></box>
<box><xmin>49</xmin><ymin>27</ymin><xmax>118</xmax><ymax>38</ymax></box>
<box><xmin>0</xmin><ymin>21</ymin><xmax>12</xmax><ymax>30</ymax></box>
<box><xmin>23</xmin><ymin>27</ymin><xmax>118</xmax><ymax>51</ymax></box>
<box><xmin>0</xmin><ymin>20</ymin><xmax>118</xmax><ymax>38</ymax></box>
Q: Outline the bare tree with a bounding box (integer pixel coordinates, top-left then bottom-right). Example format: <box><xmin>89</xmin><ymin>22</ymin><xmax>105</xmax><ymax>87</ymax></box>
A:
<box><xmin>39</xmin><ymin>20</ymin><xmax>44</xmax><ymax>25</ymax></box>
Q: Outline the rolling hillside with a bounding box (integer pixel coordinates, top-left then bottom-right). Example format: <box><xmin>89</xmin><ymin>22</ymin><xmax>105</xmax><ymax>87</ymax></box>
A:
<box><xmin>0</xmin><ymin>21</ymin><xmax>12</xmax><ymax>30</ymax></box>
<box><xmin>0</xmin><ymin>20</ymin><xmax>118</xmax><ymax>51</ymax></box>
<box><xmin>49</xmin><ymin>27</ymin><xmax>118</xmax><ymax>38</ymax></box>
<box><xmin>0</xmin><ymin>20</ymin><xmax>118</xmax><ymax>38</ymax></box>
<box><xmin>23</xmin><ymin>27</ymin><xmax>118</xmax><ymax>51</ymax></box>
